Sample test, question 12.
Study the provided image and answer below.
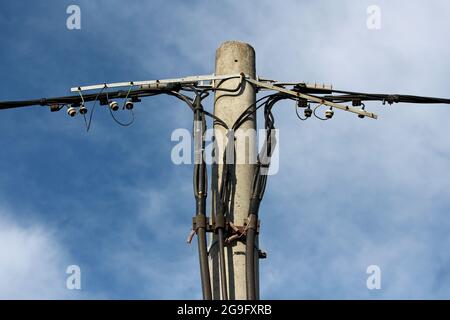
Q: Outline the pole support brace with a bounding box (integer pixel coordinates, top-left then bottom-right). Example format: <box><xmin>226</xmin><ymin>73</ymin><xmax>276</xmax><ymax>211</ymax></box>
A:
<box><xmin>213</xmin><ymin>213</ymin><xmax>226</xmax><ymax>232</ymax></box>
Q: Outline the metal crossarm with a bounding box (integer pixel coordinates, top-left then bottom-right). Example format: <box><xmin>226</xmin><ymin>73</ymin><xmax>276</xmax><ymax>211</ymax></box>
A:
<box><xmin>70</xmin><ymin>73</ymin><xmax>243</xmax><ymax>92</ymax></box>
<box><xmin>245</xmin><ymin>77</ymin><xmax>378</xmax><ymax>119</ymax></box>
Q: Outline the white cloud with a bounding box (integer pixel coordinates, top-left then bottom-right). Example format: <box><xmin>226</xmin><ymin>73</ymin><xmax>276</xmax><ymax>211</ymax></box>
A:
<box><xmin>0</xmin><ymin>210</ymin><xmax>82</xmax><ymax>299</ymax></box>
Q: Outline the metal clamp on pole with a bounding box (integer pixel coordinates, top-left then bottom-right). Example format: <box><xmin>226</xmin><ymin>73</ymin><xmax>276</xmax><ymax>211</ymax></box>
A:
<box><xmin>224</xmin><ymin>218</ymin><xmax>260</xmax><ymax>244</ymax></box>
<box><xmin>187</xmin><ymin>215</ymin><xmax>212</xmax><ymax>244</ymax></box>
<box><xmin>244</xmin><ymin>215</ymin><xmax>260</xmax><ymax>234</ymax></box>
<box><xmin>193</xmin><ymin>214</ymin><xmax>208</xmax><ymax>230</ymax></box>
<box><xmin>214</xmin><ymin>213</ymin><xmax>226</xmax><ymax>232</ymax></box>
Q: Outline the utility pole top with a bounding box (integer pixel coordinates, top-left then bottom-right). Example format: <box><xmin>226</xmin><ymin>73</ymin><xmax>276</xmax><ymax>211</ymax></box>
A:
<box><xmin>217</xmin><ymin>40</ymin><xmax>255</xmax><ymax>52</ymax></box>
<box><xmin>216</xmin><ymin>41</ymin><xmax>256</xmax><ymax>78</ymax></box>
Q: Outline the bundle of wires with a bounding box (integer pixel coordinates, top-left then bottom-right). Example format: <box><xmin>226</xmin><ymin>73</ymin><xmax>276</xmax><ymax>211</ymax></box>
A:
<box><xmin>229</xmin><ymin>94</ymin><xmax>287</xmax><ymax>300</ymax></box>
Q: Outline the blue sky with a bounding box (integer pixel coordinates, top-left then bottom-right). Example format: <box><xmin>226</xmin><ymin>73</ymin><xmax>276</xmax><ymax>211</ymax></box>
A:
<box><xmin>1</xmin><ymin>0</ymin><xmax>450</xmax><ymax>299</ymax></box>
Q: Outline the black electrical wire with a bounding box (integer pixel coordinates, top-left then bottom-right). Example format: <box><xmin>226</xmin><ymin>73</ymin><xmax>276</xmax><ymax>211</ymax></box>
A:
<box><xmin>84</xmin><ymin>86</ymin><xmax>106</xmax><ymax>132</ymax></box>
<box><xmin>107</xmin><ymin>86</ymin><xmax>136</xmax><ymax>127</ymax></box>
<box><xmin>109</xmin><ymin>108</ymin><xmax>135</xmax><ymax>127</ymax></box>
<box><xmin>313</xmin><ymin>103</ymin><xmax>328</xmax><ymax>121</ymax></box>
<box><xmin>0</xmin><ymin>88</ymin><xmax>167</xmax><ymax>110</ymax></box>
<box><xmin>213</xmin><ymin>94</ymin><xmax>285</xmax><ymax>301</ymax></box>
<box><xmin>192</xmin><ymin>93</ymin><xmax>213</xmax><ymax>300</ymax></box>
<box><xmin>214</xmin><ymin>76</ymin><xmax>245</xmax><ymax>92</ymax></box>
<box><xmin>177</xmin><ymin>87</ymin><xmax>228</xmax><ymax>300</ymax></box>
<box><xmin>168</xmin><ymin>90</ymin><xmax>195</xmax><ymax>111</ymax></box>
<box><xmin>245</xmin><ymin>95</ymin><xmax>286</xmax><ymax>300</ymax></box>
<box><xmin>214</xmin><ymin>77</ymin><xmax>246</xmax><ymax>103</ymax></box>
<box><xmin>295</xmin><ymin>103</ymin><xmax>308</xmax><ymax>121</ymax></box>
<box><xmin>169</xmin><ymin>90</ymin><xmax>229</xmax><ymax>130</ymax></box>
<box><xmin>215</xmin><ymin>128</ymin><xmax>237</xmax><ymax>300</ymax></box>
<box><xmin>217</xmin><ymin>93</ymin><xmax>284</xmax><ymax>300</ymax></box>
<box><xmin>162</xmin><ymin>87</ymin><xmax>232</xmax><ymax>301</ymax></box>
<box><xmin>195</xmin><ymin>89</ymin><xmax>230</xmax><ymax>300</ymax></box>
<box><xmin>3</xmin><ymin>83</ymin><xmax>450</xmax><ymax>112</ymax></box>
<box><xmin>232</xmin><ymin>94</ymin><xmax>279</xmax><ymax>131</ymax></box>
<box><xmin>212</xmin><ymin>94</ymin><xmax>272</xmax><ymax>299</ymax></box>
<box><xmin>209</xmin><ymin>138</ymin><xmax>229</xmax><ymax>300</ymax></box>
<box><xmin>322</xmin><ymin>90</ymin><xmax>450</xmax><ymax>105</ymax></box>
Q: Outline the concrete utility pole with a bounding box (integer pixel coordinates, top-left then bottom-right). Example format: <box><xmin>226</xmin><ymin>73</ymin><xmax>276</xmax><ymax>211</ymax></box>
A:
<box><xmin>210</xmin><ymin>41</ymin><xmax>258</xmax><ymax>300</ymax></box>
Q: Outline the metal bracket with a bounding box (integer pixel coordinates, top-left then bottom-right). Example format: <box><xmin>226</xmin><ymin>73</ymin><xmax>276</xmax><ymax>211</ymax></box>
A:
<box><xmin>258</xmin><ymin>250</ymin><xmax>267</xmax><ymax>259</ymax></box>
<box><xmin>224</xmin><ymin>218</ymin><xmax>261</xmax><ymax>245</ymax></box>
<box><xmin>189</xmin><ymin>215</ymin><xmax>266</xmax><ymax>258</ymax></box>
<box><xmin>71</xmin><ymin>73</ymin><xmax>244</xmax><ymax>92</ymax></box>
<box><xmin>246</xmin><ymin>77</ymin><xmax>378</xmax><ymax>119</ymax></box>
<box><xmin>192</xmin><ymin>215</ymin><xmax>213</xmax><ymax>233</ymax></box>
<box><xmin>191</xmin><ymin>216</ymin><xmax>260</xmax><ymax>235</ymax></box>
<box><xmin>68</xmin><ymin>73</ymin><xmax>377</xmax><ymax>119</ymax></box>
<box><xmin>243</xmin><ymin>217</ymin><xmax>260</xmax><ymax>234</ymax></box>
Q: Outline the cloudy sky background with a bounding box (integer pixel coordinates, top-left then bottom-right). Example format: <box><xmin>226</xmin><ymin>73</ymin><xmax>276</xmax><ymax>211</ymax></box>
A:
<box><xmin>1</xmin><ymin>0</ymin><xmax>450</xmax><ymax>299</ymax></box>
